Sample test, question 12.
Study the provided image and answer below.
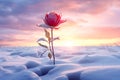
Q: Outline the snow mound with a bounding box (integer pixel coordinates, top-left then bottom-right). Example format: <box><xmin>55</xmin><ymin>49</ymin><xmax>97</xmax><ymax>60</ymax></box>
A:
<box><xmin>2</xmin><ymin>65</ymin><xmax>27</xmax><ymax>72</ymax></box>
<box><xmin>78</xmin><ymin>55</ymin><xmax>120</xmax><ymax>65</ymax></box>
<box><xmin>25</xmin><ymin>61</ymin><xmax>40</xmax><ymax>69</ymax></box>
<box><xmin>0</xmin><ymin>46</ymin><xmax>120</xmax><ymax>80</ymax></box>
<box><xmin>55</xmin><ymin>75</ymin><xmax>68</xmax><ymax>80</ymax></box>
<box><xmin>9</xmin><ymin>70</ymin><xmax>41</xmax><ymax>80</ymax></box>
<box><xmin>81</xmin><ymin>66</ymin><xmax>120</xmax><ymax>80</ymax></box>
<box><xmin>30</xmin><ymin>65</ymin><xmax>54</xmax><ymax>76</ymax></box>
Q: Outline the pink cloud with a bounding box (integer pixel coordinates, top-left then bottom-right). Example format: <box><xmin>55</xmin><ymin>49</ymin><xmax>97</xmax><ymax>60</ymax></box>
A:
<box><xmin>1</xmin><ymin>0</ymin><xmax>120</xmax><ymax>46</ymax></box>
<box><xmin>76</xmin><ymin>27</ymin><xmax>120</xmax><ymax>39</ymax></box>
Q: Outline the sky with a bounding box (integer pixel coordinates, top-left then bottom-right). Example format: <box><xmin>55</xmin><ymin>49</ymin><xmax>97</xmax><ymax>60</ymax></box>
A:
<box><xmin>0</xmin><ymin>0</ymin><xmax>120</xmax><ymax>46</ymax></box>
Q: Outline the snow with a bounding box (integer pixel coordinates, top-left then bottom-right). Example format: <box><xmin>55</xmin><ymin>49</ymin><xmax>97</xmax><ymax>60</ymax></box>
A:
<box><xmin>0</xmin><ymin>46</ymin><xmax>120</xmax><ymax>80</ymax></box>
<box><xmin>81</xmin><ymin>66</ymin><xmax>120</xmax><ymax>80</ymax></box>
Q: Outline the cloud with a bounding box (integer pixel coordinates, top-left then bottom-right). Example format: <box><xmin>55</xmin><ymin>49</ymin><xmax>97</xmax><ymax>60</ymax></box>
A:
<box><xmin>0</xmin><ymin>0</ymin><xmax>47</xmax><ymax>30</ymax></box>
<box><xmin>0</xmin><ymin>0</ymin><xmax>43</xmax><ymax>16</ymax></box>
<box><xmin>50</xmin><ymin>0</ymin><xmax>120</xmax><ymax>15</ymax></box>
<box><xmin>1</xmin><ymin>0</ymin><xmax>120</xmax><ymax>30</ymax></box>
<box><xmin>78</xmin><ymin>0</ymin><xmax>112</xmax><ymax>14</ymax></box>
<box><xmin>46</xmin><ymin>0</ymin><xmax>112</xmax><ymax>14</ymax></box>
<box><xmin>76</xmin><ymin>27</ymin><xmax>120</xmax><ymax>39</ymax></box>
<box><xmin>0</xmin><ymin>0</ymin><xmax>120</xmax><ymax>46</ymax></box>
<box><xmin>0</xmin><ymin>29</ymin><xmax>27</xmax><ymax>42</ymax></box>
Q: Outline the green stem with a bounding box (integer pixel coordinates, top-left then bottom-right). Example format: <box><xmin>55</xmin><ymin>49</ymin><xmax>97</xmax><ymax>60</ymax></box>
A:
<box><xmin>51</xmin><ymin>28</ymin><xmax>55</xmax><ymax>65</ymax></box>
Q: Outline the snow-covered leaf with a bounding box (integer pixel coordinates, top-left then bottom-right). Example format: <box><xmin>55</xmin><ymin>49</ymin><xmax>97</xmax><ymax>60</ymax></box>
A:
<box><xmin>37</xmin><ymin>24</ymin><xmax>50</xmax><ymax>28</ymax></box>
<box><xmin>37</xmin><ymin>38</ymin><xmax>48</xmax><ymax>42</ymax></box>
<box><xmin>38</xmin><ymin>43</ymin><xmax>48</xmax><ymax>48</ymax></box>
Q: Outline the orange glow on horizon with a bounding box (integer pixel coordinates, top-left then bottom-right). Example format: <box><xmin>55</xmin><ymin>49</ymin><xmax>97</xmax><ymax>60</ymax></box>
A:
<box><xmin>1</xmin><ymin>38</ymin><xmax>119</xmax><ymax>47</ymax></box>
<box><xmin>53</xmin><ymin>38</ymin><xmax>120</xmax><ymax>46</ymax></box>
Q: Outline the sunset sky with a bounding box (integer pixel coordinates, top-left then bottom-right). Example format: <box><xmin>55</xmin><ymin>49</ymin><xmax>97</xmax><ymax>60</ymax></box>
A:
<box><xmin>0</xmin><ymin>0</ymin><xmax>120</xmax><ymax>46</ymax></box>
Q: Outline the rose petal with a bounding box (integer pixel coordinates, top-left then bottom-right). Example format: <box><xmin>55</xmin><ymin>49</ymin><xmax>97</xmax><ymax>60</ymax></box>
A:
<box><xmin>43</xmin><ymin>12</ymin><xmax>66</xmax><ymax>27</ymax></box>
<box><xmin>60</xmin><ymin>19</ymin><xmax>67</xmax><ymax>23</ymax></box>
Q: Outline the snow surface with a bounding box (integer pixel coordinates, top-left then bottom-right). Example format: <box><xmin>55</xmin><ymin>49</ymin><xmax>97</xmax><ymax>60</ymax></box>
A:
<box><xmin>0</xmin><ymin>46</ymin><xmax>120</xmax><ymax>80</ymax></box>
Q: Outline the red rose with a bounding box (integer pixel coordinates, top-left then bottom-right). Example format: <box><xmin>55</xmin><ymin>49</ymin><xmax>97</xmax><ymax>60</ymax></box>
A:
<box><xmin>37</xmin><ymin>11</ymin><xmax>66</xmax><ymax>65</ymax></box>
<box><xmin>44</xmin><ymin>12</ymin><xmax>66</xmax><ymax>28</ymax></box>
